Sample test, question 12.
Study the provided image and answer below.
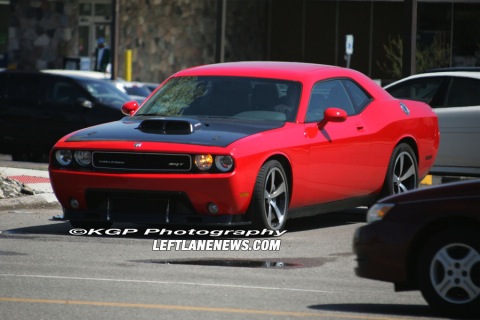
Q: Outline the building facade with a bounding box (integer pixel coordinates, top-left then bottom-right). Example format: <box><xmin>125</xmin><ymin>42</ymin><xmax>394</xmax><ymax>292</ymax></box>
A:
<box><xmin>1</xmin><ymin>0</ymin><xmax>479</xmax><ymax>83</ymax></box>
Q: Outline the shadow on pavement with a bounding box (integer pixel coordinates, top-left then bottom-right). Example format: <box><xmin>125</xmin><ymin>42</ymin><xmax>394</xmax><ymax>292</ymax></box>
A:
<box><xmin>286</xmin><ymin>207</ymin><xmax>367</xmax><ymax>232</ymax></box>
<box><xmin>1</xmin><ymin>207</ymin><xmax>367</xmax><ymax>239</ymax></box>
<box><xmin>309</xmin><ymin>303</ymin><xmax>443</xmax><ymax>319</ymax></box>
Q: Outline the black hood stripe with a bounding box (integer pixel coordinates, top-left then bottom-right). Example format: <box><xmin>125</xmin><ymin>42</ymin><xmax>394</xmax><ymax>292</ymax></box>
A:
<box><xmin>66</xmin><ymin>117</ymin><xmax>285</xmax><ymax>147</ymax></box>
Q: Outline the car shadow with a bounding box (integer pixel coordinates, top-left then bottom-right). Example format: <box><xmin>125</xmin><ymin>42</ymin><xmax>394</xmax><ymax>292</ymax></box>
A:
<box><xmin>309</xmin><ymin>303</ymin><xmax>444</xmax><ymax>318</ymax></box>
<box><xmin>1</xmin><ymin>207</ymin><xmax>367</xmax><ymax>238</ymax></box>
<box><xmin>286</xmin><ymin>207</ymin><xmax>367</xmax><ymax>233</ymax></box>
<box><xmin>1</xmin><ymin>221</ymin><xmax>72</xmax><ymax>237</ymax></box>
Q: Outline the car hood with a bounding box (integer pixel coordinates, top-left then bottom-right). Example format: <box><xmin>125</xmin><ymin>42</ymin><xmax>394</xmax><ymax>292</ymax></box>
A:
<box><xmin>66</xmin><ymin>116</ymin><xmax>285</xmax><ymax>147</ymax></box>
<box><xmin>379</xmin><ymin>179</ymin><xmax>480</xmax><ymax>204</ymax></box>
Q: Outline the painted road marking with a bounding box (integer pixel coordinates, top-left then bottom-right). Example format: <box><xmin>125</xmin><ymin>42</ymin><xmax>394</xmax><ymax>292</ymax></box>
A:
<box><xmin>0</xmin><ymin>297</ymin><xmax>409</xmax><ymax>320</ymax></box>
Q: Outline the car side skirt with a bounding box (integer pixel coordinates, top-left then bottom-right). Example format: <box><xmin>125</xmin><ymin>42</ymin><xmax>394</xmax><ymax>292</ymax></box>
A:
<box><xmin>288</xmin><ymin>194</ymin><xmax>377</xmax><ymax>219</ymax></box>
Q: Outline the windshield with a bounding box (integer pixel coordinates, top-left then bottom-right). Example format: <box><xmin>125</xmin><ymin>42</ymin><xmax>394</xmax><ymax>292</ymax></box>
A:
<box><xmin>77</xmin><ymin>78</ymin><xmax>131</xmax><ymax>108</ymax></box>
<box><xmin>136</xmin><ymin>76</ymin><xmax>301</xmax><ymax>122</ymax></box>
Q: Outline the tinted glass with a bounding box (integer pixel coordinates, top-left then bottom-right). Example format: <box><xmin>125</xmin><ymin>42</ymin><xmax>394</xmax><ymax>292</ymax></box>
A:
<box><xmin>305</xmin><ymin>79</ymin><xmax>355</xmax><ymax>122</ymax></box>
<box><xmin>445</xmin><ymin>77</ymin><xmax>480</xmax><ymax>107</ymax></box>
<box><xmin>47</xmin><ymin>80</ymin><xmax>86</xmax><ymax>105</ymax></box>
<box><xmin>386</xmin><ymin>77</ymin><xmax>445</xmax><ymax>104</ymax></box>
<box><xmin>0</xmin><ymin>74</ymin><xmax>42</xmax><ymax>103</ymax></box>
<box><xmin>137</xmin><ymin>76</ymin><xmax>301</xmax><ymax>122</ymax></box>
<box><xmin>77</xmin><ymin>78</ymin><xmax>130</xmax><ymax>108</ymax></box>
<box><xmin>342</xmin><ymin>79</ymin><xmax>371</xmax><ymax>113</ymax></box>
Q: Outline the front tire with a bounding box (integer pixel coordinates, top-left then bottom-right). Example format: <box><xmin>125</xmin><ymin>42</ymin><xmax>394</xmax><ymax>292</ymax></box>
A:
<box><xmin>381</xmin><ymin>143</ymin><xmax>418</xmax><ymax>197</ymax></box>
<box><xmin>250</xmin><ymin>160</ymin><xmax>289</xmax><ymax>231</ymax></box>
<box><xmin>417</xmin><ymin>228</ymin><xmax>480</xmax><ymax>318</ymax></box>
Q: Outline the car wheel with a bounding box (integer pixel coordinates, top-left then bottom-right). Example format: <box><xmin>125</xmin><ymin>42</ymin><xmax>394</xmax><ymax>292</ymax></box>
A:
<box><xmin>69</xmin><ymin>220</ymin><xmax>113</xmax><ymax>229</ymax></box>
<box><xmin>418</xmin><ymin>228</ymin><xmax>480</xmax><ymax>318</ymax></box>
<box><xmin>251</xmin><ymin>160</ymin><xmax>289</xmax><ymax>231</ymax></box>
<box><xmin>381</xmin><ymin>143</ymin><xmax>418</xmax><ymax>197</ymax></box>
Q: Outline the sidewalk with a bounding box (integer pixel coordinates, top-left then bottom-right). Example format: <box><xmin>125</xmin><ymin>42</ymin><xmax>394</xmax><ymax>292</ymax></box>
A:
<box><xmin>0</xmin><ymin>166</ymin><xmax>59</xmax><ymax>209</ymax></box>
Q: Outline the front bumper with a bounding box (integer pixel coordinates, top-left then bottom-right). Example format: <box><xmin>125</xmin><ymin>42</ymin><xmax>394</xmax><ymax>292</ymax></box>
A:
<box><xmin>50</xmin><ymin>168</ymin><xmax>254</xmax><ymax>225</ymax></box>
<box><xmin>352</xmin><ymin>221</ymin><xmax>413</xmax><ymax>284</ymax></box>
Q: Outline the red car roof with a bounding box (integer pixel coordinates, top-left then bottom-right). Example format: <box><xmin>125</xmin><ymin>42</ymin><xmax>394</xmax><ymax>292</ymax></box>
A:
<box><xmin>174</xmin><ymin>61</ymin><xmax>337</xmax><ymax>80</ymax></box>
<box><xmin>172</xmin><ymin>61</ymin><xmax>389</xmax><ymax>99</ymax></box>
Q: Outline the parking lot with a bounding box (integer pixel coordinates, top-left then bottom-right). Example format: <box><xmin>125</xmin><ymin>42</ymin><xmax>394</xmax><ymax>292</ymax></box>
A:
<box><xmin>0</xmin><ymin>154</ymin><xmax>463</xmax><ymax>320</ymax></box>
<box><xmin>1</xmin><ymin>205</ymin><xmax>445</xmax><ymax>320</ymax></box>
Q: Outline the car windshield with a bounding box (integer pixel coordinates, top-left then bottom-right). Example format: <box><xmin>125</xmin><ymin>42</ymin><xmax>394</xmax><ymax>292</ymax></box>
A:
<box><xmin>77</xmin><ymin>78</ymin><xmax>131</xmax><ymax>108</ymax></box>
<box><xmin>136</xmin><ymin>76</ymin><xmax>301</xmax><ymax>122</ymax></box>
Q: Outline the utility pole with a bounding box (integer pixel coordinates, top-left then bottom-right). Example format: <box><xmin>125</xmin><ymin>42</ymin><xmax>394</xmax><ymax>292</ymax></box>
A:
<box><xmin>402</xmin><ymin>0</ymin><xmax>417</xmax><ymax>77</ymax></box>
<box><xmin>215</xmin><ymin>0</ymin><xmax>227</xmax><ymax>63</ymax></box>
<box><xmin>111</xmin><ymin>0</ymin><xmax>120</xmax><ymax>80</ymax></box>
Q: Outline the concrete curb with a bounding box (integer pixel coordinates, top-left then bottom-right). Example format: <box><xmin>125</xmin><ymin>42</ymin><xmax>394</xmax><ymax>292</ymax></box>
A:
<box><xmin>0</xmin><ymin>193</ymin><xmax>60</xmax><ymax>210</ymax></box>
<box><xmin>0</xmin><ymin>166</ymin><xmax>59</xmax><ymax>210</ymax></box>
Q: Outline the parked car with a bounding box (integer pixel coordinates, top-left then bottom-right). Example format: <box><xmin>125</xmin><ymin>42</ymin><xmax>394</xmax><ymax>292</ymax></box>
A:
<box><xmin>43</xmin><ymin>69</ymin><xmax>151</xmax><ymax>103</ymax></box>
<box><xmin>384</xmin><ymin>69</ymin><xmax>480</xmax><ymax>177</ymax></box>
<box><xmin>0</xmin><ymin>70</ymin><xmax>131</xmax><ymax>161</ymax></box>
<box><xmin>48</xmin><ymin>61</ymin><xmax>439</xmax><ymax>231</ymax></box>
<box><xmin>111</xmin><ymin>79</ymin><xmax>151</xmax><ymax>103</ymax></box>
<box><xmin>43</xmin><ymin>69</ymin><xmax>111</xmax><ymax>80</ymax></box>
<box><xmin>353</xmin><ymin>179</ymin><xmax>480</xmax><ymax>318</ymax></box>
<box><xmin>140</xmin><ymin>82</ymin><xmax>160</xmax><ymax>93</ymax></box>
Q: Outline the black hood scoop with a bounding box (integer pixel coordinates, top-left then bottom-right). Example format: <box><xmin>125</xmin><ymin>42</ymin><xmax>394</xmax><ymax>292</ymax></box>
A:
<box><xmin>137</xmin><ymin>119</ymin><xmax>201</xmax><ymax>135</ymax></box>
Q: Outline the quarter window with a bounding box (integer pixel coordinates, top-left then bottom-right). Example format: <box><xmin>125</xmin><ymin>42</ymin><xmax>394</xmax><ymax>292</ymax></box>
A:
<box><xmin>342</xmin><ymin>79</ymin><xmax>371</xmax><ymax>113</ymax></box>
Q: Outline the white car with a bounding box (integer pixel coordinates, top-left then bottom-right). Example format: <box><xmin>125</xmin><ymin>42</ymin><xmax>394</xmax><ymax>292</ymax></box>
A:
<box><xmin>111</xmin><ymin>79</ymin><xmax>151</xmax><ymax>103</ymax></box>
<box><xmin>384</xmin><ymin>69</ymin><xmax>480</xmax><ymax>177</ymax></box>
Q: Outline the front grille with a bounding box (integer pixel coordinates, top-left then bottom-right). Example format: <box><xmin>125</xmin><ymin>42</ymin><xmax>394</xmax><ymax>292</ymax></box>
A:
<box><xmin>92</xmin><ymin>152</ymin><xmax>191</xmax><ymax>171</ymax></box>
<box><xmin>85</xmin><ymin>190</ymin><xmax>196</xmax><ymax>224</ymax></box>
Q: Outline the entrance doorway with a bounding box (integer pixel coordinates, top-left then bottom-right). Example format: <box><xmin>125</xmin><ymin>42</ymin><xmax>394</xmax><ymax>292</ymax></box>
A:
<box><xmin>78</xmin><ymin>0</ymin><xmax>112</xmax><ymax>70</ymax></box>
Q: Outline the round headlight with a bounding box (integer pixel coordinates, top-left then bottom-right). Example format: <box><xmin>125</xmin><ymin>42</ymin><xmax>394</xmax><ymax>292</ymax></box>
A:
<box><xmin>195</xmin><ymin>154</ymin><xmax>213</xmax><ymax>171</ymax></box>
<box><xmin>55</xmin><ymin>150</ymin><xmax>73</xmax><ymax>166</ymax></box>
<box><xmin>215</xmin><ymin>155</ymin><xmax>233</xmax><ymax>172</ymax></box>
<box><xmin>74</xmin><ymin>151</ymin><xmax>92</xmax><ymax>166</ymax></box>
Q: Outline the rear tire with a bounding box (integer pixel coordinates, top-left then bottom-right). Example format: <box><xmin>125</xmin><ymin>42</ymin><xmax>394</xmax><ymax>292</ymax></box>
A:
<box><xmin>250</xmin><ymin>160</ymin><xmax>289</xmax><ymax>231</ymax></box>
<box><xmin>417</xmin><ymin>228</ymin><xmax>480</xmax><ymax>318</ymax></box>
<box><xmin>380</xmin><ymin>143</ymin><xmax>418</xmax><ymax>198</ymax></box>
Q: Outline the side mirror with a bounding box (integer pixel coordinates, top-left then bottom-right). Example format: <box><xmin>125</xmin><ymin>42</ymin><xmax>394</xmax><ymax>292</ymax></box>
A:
<box><xmin>77</xmin><ymin>98</ymin><xmax>93</xmax><ymax>109</ymax></box>
<box><xmin>318</xmin><ymin>108</ymin><xmax>347</xmax><ymax>129</ymax></box>
<box><xmin>121</xmin><ymin>100</ymin><xmax>140</xmax><ymax>116</ymax></box>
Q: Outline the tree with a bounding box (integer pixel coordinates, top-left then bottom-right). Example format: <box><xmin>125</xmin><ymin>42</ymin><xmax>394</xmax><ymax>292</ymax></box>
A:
<box><xmin>378</xmin><ymin>34</ymin><xmax>451</xmax><ymax>79</ymax></box>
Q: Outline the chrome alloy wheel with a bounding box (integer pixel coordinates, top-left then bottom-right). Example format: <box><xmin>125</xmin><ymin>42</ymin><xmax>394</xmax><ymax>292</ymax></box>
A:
<box><xmin>392</xmin><ymin>150</ymin><xmax>417</xmax><ymax>194</ymax></box>
<box><xmin>262</xmin><ymin>166</ymin><xmax>288</xmax><ymax>229</ymax></box>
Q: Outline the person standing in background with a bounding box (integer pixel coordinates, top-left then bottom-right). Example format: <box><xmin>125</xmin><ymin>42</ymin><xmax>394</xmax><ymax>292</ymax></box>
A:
<box><xmin>94</xmin><ymin>37</ymin><xmax>111</xmax><ymax>72</ymax></box>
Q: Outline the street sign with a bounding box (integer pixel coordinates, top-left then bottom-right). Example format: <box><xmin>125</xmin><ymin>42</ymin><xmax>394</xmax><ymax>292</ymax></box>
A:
<box><xmin>346</xmin><ymin>34</ymin><xmax>354</xmax><ymax>55</ymax></box>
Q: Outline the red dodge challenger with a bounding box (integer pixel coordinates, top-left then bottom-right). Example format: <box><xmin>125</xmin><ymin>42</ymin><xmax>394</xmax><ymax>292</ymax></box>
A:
<box><xmin>49</xmin><ymin>62</ymin><xmax>439</xmax><ymax>231</ymax></box>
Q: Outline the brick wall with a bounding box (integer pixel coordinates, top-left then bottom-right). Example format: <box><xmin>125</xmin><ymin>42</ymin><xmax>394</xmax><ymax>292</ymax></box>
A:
<box><xmin>6</xmin><ymin>0</ymin><xmax>268</xmax><ymax>83</ymax></box>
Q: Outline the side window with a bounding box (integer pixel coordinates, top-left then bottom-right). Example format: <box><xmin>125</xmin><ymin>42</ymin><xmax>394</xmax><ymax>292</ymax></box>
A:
<box><xmin>2</xmin><ymin>74</ymin><xmax>41</xmax><ymax>104</ymax></box>
<box><xmin>445</xmin><ymin>77</ymin><xmax>480</xmax><ymax>107</ymax></box>
<box><xmin>342</xmin><ymin>79</ymin><xmax>372</xmax><ymax>113</ymax></box>
<box><xmin>305</xmin><ymin>79</ymin><xmax>355</xmax><ymax>123</ymax></box>
<box><xmin>48</xmin><ymin>80</ymin><xmax>85</xmax><ymax>105</ymax></box>
<box><xmin>386</xmin><ymin>77</ymin><xmax>445</xmax><ymax>104</ymax></box>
